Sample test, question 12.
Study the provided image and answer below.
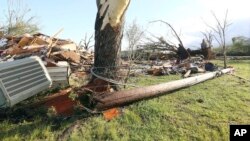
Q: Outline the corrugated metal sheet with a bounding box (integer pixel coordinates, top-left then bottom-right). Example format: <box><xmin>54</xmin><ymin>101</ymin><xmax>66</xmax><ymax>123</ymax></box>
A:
<box><xmin>0</xmin><ymin>56</ymin><xmax>52</xmax><ymax>108</ymax></box>
<box><xmin>47</xmin><ymin>66</ymin><xmax>69</xmax><ymax>88</ymax></box>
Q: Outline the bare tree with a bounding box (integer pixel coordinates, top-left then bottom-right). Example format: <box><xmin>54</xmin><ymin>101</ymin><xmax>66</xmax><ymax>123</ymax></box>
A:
<box><xmin>123</xmin><ymin>20</ymin><xmax>144</xmax><ymax>87</ymax></box>
<box><xmin>125</xmin><ymin>20</ymin><xmax>144</xmax><ymax>60</ymax></box>
<box><xmin>93</xmin><ymin>0</ymin><xmax>131</xmax><ymax>89</ymax></box>
<box><xmin>151</xmin><ymin>20</ymin><xmax>184</xmax><ymax>47</ymax></box>
<box><xmin>201</xmin><ymin>30</ymin><xmax>213</xmax><ymax>48</ymax></box>
<box><xmin>79</xmin><ymin>33</ymin><xmax>94</xmax><ymax>51</ymax></box>
<box><xmin>1</xmin><ymin>0</ymin><xmax>39</xmax><ymax>36</ymax></box>
<box><xmin>205</xmin><ymin>10</ymin><xmax>231</xmax><ymax>68</ymax></box>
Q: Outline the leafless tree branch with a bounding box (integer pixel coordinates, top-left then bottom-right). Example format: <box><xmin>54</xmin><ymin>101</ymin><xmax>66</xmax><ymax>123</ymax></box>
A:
<box><xmin>150</xmin><ymin>20</ymin><xmax>184</xmax><ymax>47</ymax></box>
<box><xmin>204</xmin><ymin>10</ymin><xmax>231</xmax><ymax>68</ymax></box>
<box><xmin>79</xmin><ymin>33</ymin><xmax>94</xmax><ymax>51</ymax></box>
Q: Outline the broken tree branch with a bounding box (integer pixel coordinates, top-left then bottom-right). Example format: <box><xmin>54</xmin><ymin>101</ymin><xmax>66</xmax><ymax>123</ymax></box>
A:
<box><xmin>150</xmin><ymin>20</ymin><xmax>190</xmax><ymax>59</ymax></box>
<box><xmin>150</xmin><ymin>20</ymin><xmax>184</xmax><ymax>47</ymax></box>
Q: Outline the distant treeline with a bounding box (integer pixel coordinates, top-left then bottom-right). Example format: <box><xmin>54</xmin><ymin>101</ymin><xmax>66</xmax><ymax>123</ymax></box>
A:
<box><xmin>213</xmin><ymin>43</ymin><xmax>250</xmax><ymax>56</ymax></box>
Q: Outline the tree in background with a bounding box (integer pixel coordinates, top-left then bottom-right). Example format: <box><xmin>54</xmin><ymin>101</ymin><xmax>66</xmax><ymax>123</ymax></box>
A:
<box><xmin>199</xmin><ymin>30</ymin><xmax>215</xmax><ymax>60</ymax></box>
<box><xmin>123</xmin><ymin>20</ymin><xmax>145</xmax><ymax>87</ymax></box>
<box><xmin>206</xmin><ymin>10</ymin><xmax>231</xmax><ymax>68</ymax></box>
<box><xmin>78</xmin><ymin>33</ymin><xmax>94</xmax><ymax>51</ymax></box>
<box><xmin>0</xmin><ymin>0</ymin><xmax>39</xmax><ymax>36</ymax></box>
<box><xmin>125</xmin><ymin>20</ymin><xmax>145</xmax><ymax>61</ymax></box>
<box><xmin>201</xmin><ymin>30</ymin><xmax>213</xmax><ymax>48</ymax></box>
<box><xmin>150</xmin><ymin>20</ymin><xmax>190</xmax><ymax>62</ymax></box>
<box><xmin>229</xmin><ymin>36</ymin><xmax>250</xmax><ymax>56</ymax></box>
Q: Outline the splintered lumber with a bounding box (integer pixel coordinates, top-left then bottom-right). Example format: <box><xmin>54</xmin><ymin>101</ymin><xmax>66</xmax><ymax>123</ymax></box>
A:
<box><xmin>52</xmin><ymin>51</ymin><xmax>81</xmax><ymax>63</ymax></box>
<box><xmin>47</xmin><ymin>28</ymin><xmax>64</xmax><ymax>56</ymax></box>
<box><xmin>94</xmin><ymin>68</ymin><xmax>234</xmax><ymax>110</ymax></box>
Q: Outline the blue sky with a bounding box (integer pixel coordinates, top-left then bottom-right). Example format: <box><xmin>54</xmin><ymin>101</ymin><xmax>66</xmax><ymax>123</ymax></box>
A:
<box><xmin>1</xmin><ymin>0</ymin><xmax>250</xmax><ymax>49</ymax></box>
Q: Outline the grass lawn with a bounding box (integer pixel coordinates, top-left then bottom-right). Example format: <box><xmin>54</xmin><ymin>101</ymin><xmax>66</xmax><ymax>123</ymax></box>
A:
<box><xmin>0</xmin><ymin>60</ymin><xmax>249</xmax><ymax>141</ymax></box>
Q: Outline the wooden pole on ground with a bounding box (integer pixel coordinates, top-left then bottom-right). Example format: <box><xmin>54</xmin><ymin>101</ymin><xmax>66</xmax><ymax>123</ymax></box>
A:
<box><xmin>94</xmin><ymin>68</ymin><xmax>234</xmax><ymax>110</ymax></box>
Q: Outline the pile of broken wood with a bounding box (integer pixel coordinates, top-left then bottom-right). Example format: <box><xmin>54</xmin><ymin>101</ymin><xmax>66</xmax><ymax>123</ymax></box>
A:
<box><xmin>0</xmin><ymin>33</ymin><xmax>94</xmax><ymax>87</ymax></box>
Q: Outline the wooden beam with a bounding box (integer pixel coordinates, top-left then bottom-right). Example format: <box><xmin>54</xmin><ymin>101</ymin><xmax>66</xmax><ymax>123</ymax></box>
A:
<box><xmin>94</xmin><ymin>68</ymin><xmax>234</xmax><ymax>110</ymax></box>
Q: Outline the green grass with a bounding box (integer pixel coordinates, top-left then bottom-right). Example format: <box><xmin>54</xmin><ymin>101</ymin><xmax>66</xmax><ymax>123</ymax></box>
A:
<box><xmin>212</xmin><ymin>60</ymin><xmax>250</xmax><ymax>79</ymax></box>
<box><xmin>0</xmin><ymin>60</ymin><xmax>250</xmax><ymax>141</ymax></box>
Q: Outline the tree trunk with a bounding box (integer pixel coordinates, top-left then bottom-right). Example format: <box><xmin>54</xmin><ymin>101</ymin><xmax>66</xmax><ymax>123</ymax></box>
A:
<box><xmin>93</xmin><ymin>0</ymin><xmax>130</xmax><ymax>85</ymax></box>
<box><xmin>223</xmin><ymin>46</ymin><xmax>227</xmax><ymax>68</ymax></box>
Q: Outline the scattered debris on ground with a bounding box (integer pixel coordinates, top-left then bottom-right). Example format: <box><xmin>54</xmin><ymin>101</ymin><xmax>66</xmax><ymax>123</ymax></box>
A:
<box><xmin>0</xmin><ymin>33</ymin><xmax>94</xmax><ymax>115</ymax></box>
<box><xmin>144</xmin><ymin>56</ymin><xmax>218</xmax><ymax>78</ymax></box>
<box><xmin>0</xmin><ymin>32</ymin><xmax>236</xmax><ymax>121</ymax></box>
<box><xmin>0</xmin><ymin>32</ymin><xmax>94</xmax><ymax>86</ymax></box>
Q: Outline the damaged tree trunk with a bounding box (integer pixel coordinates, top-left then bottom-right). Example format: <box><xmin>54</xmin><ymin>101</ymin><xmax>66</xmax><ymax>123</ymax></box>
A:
<box><xmin>94</xmin><ymin>68</ymin><xmax>234</xmax><ymax>110</ymax></box>
<box><xmin>93</xmin><ymin>0</ymin><xmax>131</xmax><ymax>85</ymax></box>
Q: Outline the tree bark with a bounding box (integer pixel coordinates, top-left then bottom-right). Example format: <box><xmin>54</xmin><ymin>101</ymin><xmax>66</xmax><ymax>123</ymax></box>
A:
<box><xmin>93</xmin><ymin>0</ymin><xmax>130</xmax><ymax>83</ymax></box>
<box><xmin>223</xmin><ymin>46</ymin><xmax>227</xmax><ymax>68</ymax></box>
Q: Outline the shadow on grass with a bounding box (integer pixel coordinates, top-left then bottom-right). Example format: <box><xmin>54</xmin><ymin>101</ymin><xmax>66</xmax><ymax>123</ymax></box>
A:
<box><xmin>0</xmin><ymin>104</ymin><xmax>97</xmax><ymax>140</ymax></box>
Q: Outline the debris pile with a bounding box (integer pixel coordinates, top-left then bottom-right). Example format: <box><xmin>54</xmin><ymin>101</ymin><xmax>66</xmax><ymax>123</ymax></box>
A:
<box><xmin>0</xmin><ymin>32</ymin><xmax>221</xmax><ymax>117</ymax></box>
<box><xmin>0</xmin><ymin>33</ymin><xmax>94</xmax><ymax>87</ymax></box>
<box><xmin>146</xmin><ymin>56</ymin><xmax>217</xmax><ymax>77</ymax></box>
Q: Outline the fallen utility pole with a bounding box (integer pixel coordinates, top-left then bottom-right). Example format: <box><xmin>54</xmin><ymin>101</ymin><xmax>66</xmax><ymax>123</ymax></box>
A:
<box><xmin>94</xmin><ymin>68</ymin><xmax>234</xmax><ymax>110</ymax></box>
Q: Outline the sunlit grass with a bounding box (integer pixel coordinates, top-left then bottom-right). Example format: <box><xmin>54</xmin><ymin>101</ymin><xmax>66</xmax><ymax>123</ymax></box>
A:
<box><xmin>0</xmin><ymin>60</ymin><xmax>249</xmax><ymax>141</ymax></box>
